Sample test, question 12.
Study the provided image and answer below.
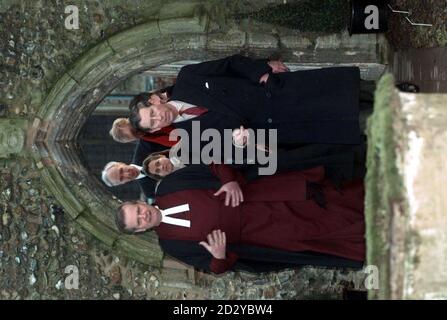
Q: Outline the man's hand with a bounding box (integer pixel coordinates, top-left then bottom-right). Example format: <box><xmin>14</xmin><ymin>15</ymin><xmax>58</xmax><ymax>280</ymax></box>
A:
<box><xmin>259</xmin><ymin>73</ymin><xmax>269</xmax><ymax>84</ymax></box>
<box><xmin>214</xmin><ymin>181</ymin><xmax>244</xmax><ymax>207</ymax></box>
<box><xmin>232</xmin><ymin>125</ymin><xmax>249</xmax><ymax>148</ymax></box>
<box><xmin>259</xmin><ymin>60</ymin><xmax>290</xmax><ymax>84</ymax></box>
<box><xmin>232</xmin><ymin>126</ymin><xmax>270</xmax><ymax>153</ymax></box>
<box><xmin>199</xmin><ymin>230</ymin><xmax>226</xmax><ymax>259</ymax></box>
<box><xmin>268</xmin><ymin>60</ymin><xmax>290</xmax><ymax>73</ymax></box>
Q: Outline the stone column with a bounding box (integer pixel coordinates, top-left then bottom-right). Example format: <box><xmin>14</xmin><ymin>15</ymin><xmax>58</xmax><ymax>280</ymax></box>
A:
<box><xmin>366</xmin><ymin>74</ymin><xmax>447</xmax><ymax>299</ymax></box>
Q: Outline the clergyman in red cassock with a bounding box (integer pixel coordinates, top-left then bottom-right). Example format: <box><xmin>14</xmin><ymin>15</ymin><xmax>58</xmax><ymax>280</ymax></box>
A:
<box><xmin>118</xmin><ymin>165</ymin><xmax>365</xmax><ymax>274</ymax></box>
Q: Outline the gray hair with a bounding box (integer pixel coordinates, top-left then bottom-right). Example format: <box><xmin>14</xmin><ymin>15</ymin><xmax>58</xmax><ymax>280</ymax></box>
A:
<box><xmin>109</xmin><ymin>118</ymin><xmax>137</xmax><ymax>143</ymax></box>
<box><xmin>101</xmin><ymin>161</ymin><xmax>120</xmax><ymax>187</ymax></box>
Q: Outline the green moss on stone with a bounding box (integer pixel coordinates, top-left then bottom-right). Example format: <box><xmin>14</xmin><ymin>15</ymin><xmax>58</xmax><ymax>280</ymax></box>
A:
<box><xmin>365</xmin><ymin>74</ymin><xmax>405</xmax><ymax>299</ymax></box>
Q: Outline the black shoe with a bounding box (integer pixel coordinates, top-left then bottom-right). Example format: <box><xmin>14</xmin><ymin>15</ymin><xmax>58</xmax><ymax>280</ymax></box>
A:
<box><xmin>396</xmin><ymin>82</ymin><xmax>420</xmax><ymax>93</ymax></box>
<box><xmin>342</xmin><ymin>288</ymin><xmax>368</xmax><ymax>300</ymax></box>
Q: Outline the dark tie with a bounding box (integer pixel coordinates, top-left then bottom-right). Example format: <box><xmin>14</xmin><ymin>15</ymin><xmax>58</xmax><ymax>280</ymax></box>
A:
<box><xmin>179</xmin><ymin>106</ymin><xmax>208</xmax><ymax>116</ymax></box>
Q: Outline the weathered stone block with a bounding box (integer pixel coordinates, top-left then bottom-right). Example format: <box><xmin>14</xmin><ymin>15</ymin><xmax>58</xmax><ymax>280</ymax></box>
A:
<box><xmin>340</xmin><ymin>32</ymin><xmax>377</xmax><ymax>50</ymax></box>
<box><xmin>113</xmin><ymin>234</ymin><xmax>163</xmax><ymax>267</ymax></box>
<box><xmin>394</xmin><ymin>93</ymin><xmax>447</xmax><ymax>300</ymax></box>
<box><xmin>246</xmin><ymin>32</ymin><xmax>278</xmax><ymax>49</ymax></box>
<box><xmin>171</xmin><ymin>33</ymin><xmax>208</xmax><ymax>52</ymax></box>
<box><xmin>367</xmin><ymin>74</ymin><xmax>447</xmax><ymax>300</ymax></box>
<box><xmin>0</xmin><ymin>119</ymin><xmax>27</xmax><ymax>158</ymax></box>
<box><xmin>75</xmin><ymin>212</ymin><xmax>118</xmax><ymax>248</ymax></box>
<box><xmin>365</xmin><ymin>74</ymin><xmax>401</xmax><ymax>299</ymax></box>
<box><xmin>207</xmin><ymin>30</ymin><xmax>246</xmax><ymax>51</ymax></box>
<box><xmin>66</xmin><ymin>41</ymin><xmax>114</xmax><ymax>84</ymax></box>
<box><xmin>158</xmin><ymin>16</ymin><xmax>209</xmax><ymax>35</ymax></box>
<box><xmin>158</xmin><ymin>2</ymin><xmax>202</xmax><ymax>20</ymax></box>
<box><xmin>37</xmin><ymin>73</ymin><xmax>78</xmax><ymax>121</ymax></box>
<box><xmin>315</xmin><ymin>34</ymin><xmax>342</xmax><ymax>50</ymax></box>
<box><xmin>280</xmin><ymin>35</ymin><xmax>313</xmax><ymax>50</ymax></box>
<box><xmin>38</xmin><ymin>165</ymin><xmax>85</xmax><ymax>220</ymax></box>
<box><xmin>107</xmin><ymin>21</ymin><xmax>161</xmax><ymax>54</ymax></box>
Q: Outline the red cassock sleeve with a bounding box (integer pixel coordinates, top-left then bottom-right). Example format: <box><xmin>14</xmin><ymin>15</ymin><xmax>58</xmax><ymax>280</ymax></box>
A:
<box><xmin>242</xmin><ymin>166</ymin><xmax>326</xmax><ymax>202</ymax></box>
<box><xmin>208</xmin><ymin>163</ymin><xmax>247</xmax><ymax>186</ymax></box>
<box><xmin>207</xmin><ymin>164</ymin><xmax>245</xmax><ymax>274</ymax></box>
<box><xmin>209</xmin><ymin>251</ymin><xmax>239</xmax><ymax>274</ymax></box>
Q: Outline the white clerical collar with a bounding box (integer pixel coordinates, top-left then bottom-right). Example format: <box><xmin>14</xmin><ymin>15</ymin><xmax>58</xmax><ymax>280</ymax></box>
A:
<box><xmin>156</xmin><ymin>203</ymin><xmax>191</xmax><ymax>228</ymax></box>
<box><xmin>169</xmin><ymin>100</ymin><xmax>198</xmax><ymax>123</ymax></box>
<box><xmin>130</xmin><ymin>164</ymin><xmax>146</xmax><ymax>180</ymax></box>
<box><xmin>168</xmin><ymin>141</ymin><xmax>186</xmax><ymax>170</ymax></box>
<box><xmin>169</xmin><ymin>156</ymin><xmax>185</xmax><ymax>171</ymax></box>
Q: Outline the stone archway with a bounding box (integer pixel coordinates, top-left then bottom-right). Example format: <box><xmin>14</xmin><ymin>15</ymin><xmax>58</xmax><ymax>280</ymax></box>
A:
<box><xmin>28</xmin><ymin>16</ymin><xmax>273</xmax><ymax>267</ymax></box>
<box><xmin>27</xmin><ymin>15</ymin><xmax>386</xmax><ymax>266</ymax></box>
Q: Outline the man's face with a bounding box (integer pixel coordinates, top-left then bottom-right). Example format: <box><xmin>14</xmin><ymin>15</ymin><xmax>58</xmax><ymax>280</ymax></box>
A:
<box><xmin>148</xmin><ymin>155</ymin><xmax>174</xmax><ymax>177</ymax></box>
<box><xmin>138</xmin><ymin>104</ymin><xmax>177</xmax><ymax>132</ymax></box>
<box><xmin>148</xmin><ymin>93</ymin><xmax>167</xmax><ymax>106</ymax></box>
<box><xmin>119</xmin><ymin>123</ymin><xmax>137</xmax><ymax>141</ymax></box>
<box><xmin>107</xmin><ymin>163</ymin><xmax>140</xmax><ymax>185</ymax></box>
<box><xmin>122</xmin><ymin>202</ymin><xmax>162</xmax><ymax>232</ymax></box>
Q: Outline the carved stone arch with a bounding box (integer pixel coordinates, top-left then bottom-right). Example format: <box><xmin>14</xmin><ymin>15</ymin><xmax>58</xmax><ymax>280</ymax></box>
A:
<box><xmin>29</xmin><ymin>17</ymin><xmax>282</xmax><ymax>266</ymax></box>
<box><xmin>29</xmin><ymin>15</ymin><xmax>386</xmax><ymax>266</ymax></box>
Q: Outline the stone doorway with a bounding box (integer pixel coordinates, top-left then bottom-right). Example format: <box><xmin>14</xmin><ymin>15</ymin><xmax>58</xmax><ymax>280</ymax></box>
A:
<box><xmin>25</xmin><ymin>17</ymin><xmax>386</xmax><ymax>267</ymax></box>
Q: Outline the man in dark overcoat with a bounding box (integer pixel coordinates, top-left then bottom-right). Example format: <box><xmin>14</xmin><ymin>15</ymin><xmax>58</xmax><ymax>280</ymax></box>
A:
<box><xmin>130</xmin><ymin>54</ymin><xmax>363</xmax><ymax>146</ymax></box>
